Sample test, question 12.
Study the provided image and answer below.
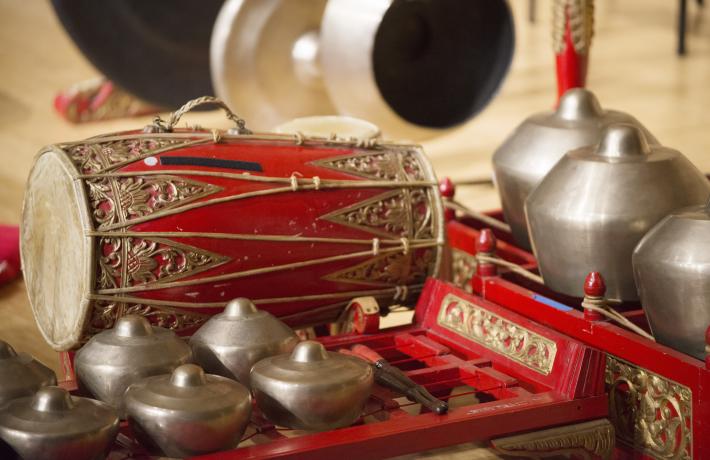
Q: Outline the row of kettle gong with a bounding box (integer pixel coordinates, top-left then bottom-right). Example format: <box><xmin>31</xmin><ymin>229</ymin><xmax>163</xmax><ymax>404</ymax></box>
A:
<box><xmin>0</xmin><ymin>339</ymin><xmax>118</xmax><ymax>460</ymax></box>
<box><xmin>492</xmin><ymin>88</ymin><xmax>710</xmax><ymax>361</ymax></box>
<box><xmin>69</xmin><ymin>299</ymin><xmax>372</xmax><ymax>458</ymax></box>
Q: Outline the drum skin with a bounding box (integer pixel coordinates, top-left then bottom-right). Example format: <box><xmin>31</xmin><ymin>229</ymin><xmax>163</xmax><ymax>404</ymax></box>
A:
<box><xmin>21</xmin><ymin>129</ymin><xmax>444</xmax><ymax>350</ymax></box>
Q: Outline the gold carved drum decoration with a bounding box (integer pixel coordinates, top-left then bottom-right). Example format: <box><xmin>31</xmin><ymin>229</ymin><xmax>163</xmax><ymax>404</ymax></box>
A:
<box><xmin>21</xmin><ymin>104</ymin><xmax>444</xmax><ymax>351</ymax></box>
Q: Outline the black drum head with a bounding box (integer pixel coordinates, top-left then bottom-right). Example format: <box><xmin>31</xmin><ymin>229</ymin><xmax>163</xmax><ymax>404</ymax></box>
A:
<box><xmin>373</xmin><ymin>0</ymin><xmax>515</xmax><ymax>128</ymax></box>
<box><xmin>52</xmin><ymin>0</ymin><xmax>224</xmax><ymax>109</ymax></box>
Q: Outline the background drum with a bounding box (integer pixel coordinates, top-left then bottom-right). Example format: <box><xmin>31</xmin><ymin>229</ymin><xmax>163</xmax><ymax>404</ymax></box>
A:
<box><xmin>21</xmin><ymin>99</ymin><xmax>444</xmax><ymax>351</ymax></box>
<box><xmin>51</xmin><ymin>0</ymin><xmax>224</xmax><ymax>109</ymax></box>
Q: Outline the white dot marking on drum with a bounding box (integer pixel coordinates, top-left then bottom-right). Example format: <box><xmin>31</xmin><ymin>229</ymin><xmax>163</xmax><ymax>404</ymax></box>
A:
<box><xmin>144</xmin><ymin>156</ymin><xmax>158</xmax><ymax>166</ymax></box>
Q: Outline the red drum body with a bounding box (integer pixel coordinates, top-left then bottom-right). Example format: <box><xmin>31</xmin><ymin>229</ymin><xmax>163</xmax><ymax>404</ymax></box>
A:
<box><xmin>21</xmin><ymin>129</ymin><xmax>444</xmax><ymax>350</ymax></box>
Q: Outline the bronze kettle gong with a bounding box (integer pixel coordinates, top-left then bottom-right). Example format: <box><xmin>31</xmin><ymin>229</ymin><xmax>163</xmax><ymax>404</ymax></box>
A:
<box><xmin>493</xmin><ymin>88</ymin><xmax>657</xmax><ymax>249</ymax></box>
<box><xmin>526</xmin><ymin>124</ymin><xmax>710</xmax><ymax>302</ymax></box>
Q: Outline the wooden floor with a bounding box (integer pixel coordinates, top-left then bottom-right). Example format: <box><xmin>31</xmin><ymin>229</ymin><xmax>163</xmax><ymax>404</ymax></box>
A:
<box><xmin>0</xmin><ymin>2</ymin><xmax>708</xmax><ymax>454</ymax></box>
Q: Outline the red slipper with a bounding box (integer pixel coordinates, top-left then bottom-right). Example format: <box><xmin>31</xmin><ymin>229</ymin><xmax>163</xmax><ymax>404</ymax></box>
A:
<box><xmin>0</xmin><ymin>225</ymin><xmax>20</xmax><ymax>285</ymax></box>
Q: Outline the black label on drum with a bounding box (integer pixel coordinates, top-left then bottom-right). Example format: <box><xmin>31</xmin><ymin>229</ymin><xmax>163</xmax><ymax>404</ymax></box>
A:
<box><xmin>160</xmin><ymin>156</ymin><xmax>263</xmax><ymax>172</ymax></box>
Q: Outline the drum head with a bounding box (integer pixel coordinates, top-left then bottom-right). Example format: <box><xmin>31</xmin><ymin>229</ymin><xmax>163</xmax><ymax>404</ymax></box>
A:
<box><xmin>21</xmin><ymin>150</ymin><xmax>92</xmax><ymax>351</ymax></box>
<box><xmin>211</xmin><ymin>0</ymin><xmax>334</xmax><ymax>130</ymax></box>
<box><xmin>52</xmin><ymin>0</ymin><xmax>223</xmax><ymax>108</ymax></box>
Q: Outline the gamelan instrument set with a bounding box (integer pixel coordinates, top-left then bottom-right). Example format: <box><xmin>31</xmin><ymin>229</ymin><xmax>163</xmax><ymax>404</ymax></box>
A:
<box><xmin>1</xmin><ymin>1</ymin><xmax>709</xmax><ymax>459</ymax></box>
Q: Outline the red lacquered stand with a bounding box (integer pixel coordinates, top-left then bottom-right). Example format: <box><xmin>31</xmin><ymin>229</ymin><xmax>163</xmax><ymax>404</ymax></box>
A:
<box><xmin>61</xmin><ymin>277</ymin><xmax>611</xmax><ymax>459</ymax></box>
<box><xmin>440</xmin><ymin>179</ymin><xmax>536</xmax><ymax>291</ymax></box>
<box><xmin>553</xmin><ymin>0</ymin><xmax>594</xmax><ymax>100</ymax></box>
<box><xmin>208</xmin><ymin>276</ymin><xmax>609</xmax><ymax>459</ymax></box>
<box><xmin>448</xmin><ymin>213</ymin><xmax>536</xmax><ymax>275</ymax></box>
<box><xmin>448</xmin><ymin>215</ymin><xmax>708</xmax><ymax>460</ymax></box>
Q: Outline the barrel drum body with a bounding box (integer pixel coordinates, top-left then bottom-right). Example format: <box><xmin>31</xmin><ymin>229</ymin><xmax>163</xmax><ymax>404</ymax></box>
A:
<box><xmin>21</xmin><ymin>130</ymin><xmax>444</xmax><ymax>350</ymax></box>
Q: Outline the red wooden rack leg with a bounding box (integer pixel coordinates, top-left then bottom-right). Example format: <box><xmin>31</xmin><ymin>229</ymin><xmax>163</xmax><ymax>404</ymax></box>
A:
<box><xmin>553</xmin><ymin>0</ymin><xmax>594</xmax><ymax>101</ymax></box>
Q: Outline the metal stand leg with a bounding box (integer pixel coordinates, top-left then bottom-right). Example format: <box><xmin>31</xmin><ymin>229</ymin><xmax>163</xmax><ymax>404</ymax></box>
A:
<box><xmin>678</xmin><ymin>0</ymin><xmax>688</xmax><ymax>55</ymax></box>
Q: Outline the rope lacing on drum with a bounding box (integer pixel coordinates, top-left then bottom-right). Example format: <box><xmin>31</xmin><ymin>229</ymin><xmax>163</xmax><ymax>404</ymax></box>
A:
<box><xmin>290</xmin><ymin>174</ymin><xmax>299</xmax><ymax>191</ymax></box>
<box><xmin>394</xmin><ymin>286</ymin><xmax>409</xmax><ymax>301</ymax></box>
<box><xmin>355</xmin><ymin>137</ymin><xmax>379</xmax><ymax>149</ymax></box>
<box><xmin>400</xmin><ymin>237</ymin><xmax>410</xmax><ymax>255</ymax></box>
<box><xmin>294</xmin><ymin>132</ymin><xmax>305</xmax><ymax>146</ymax></box>
<box><xmin>371</xmin><ymin>238</ymin><xmax>381</xmax><ymax>256</ymax></box>
<box><xmin>288</xmin><ymin>173</ymin><xmax>320</xmax><ymax>191</ymax></box>
<box><xmin>211</xmin><ymin>129</ymin><xmax>223</xmax><ymax>143</ymax></box>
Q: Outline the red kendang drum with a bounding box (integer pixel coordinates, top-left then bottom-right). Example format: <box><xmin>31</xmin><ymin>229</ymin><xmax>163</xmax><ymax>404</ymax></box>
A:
<box><xmin>21</xmin><ymin>99</ymin><xmax>444</xmax><ymax>351</ymax></box>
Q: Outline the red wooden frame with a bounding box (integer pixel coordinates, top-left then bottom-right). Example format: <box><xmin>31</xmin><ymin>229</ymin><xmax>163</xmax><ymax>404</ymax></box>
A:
<box><xmin>63</xmin><ymin>275</ymin><xmax>609</xmax><ymax>459</ymax></box>
<box><xmin>190</xmin><ymin>279</ymin><xmax>607</xmax><ymax>459</ymax></box>
<box><xmin>447</xmin><ymin>216</ymin><xmax>536</xmax><ymax>271</ymax></box>
<box><xmin>448</xmin><ymin>212</ymin><xmax>709</xmax><ymax>460</ymax></box>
